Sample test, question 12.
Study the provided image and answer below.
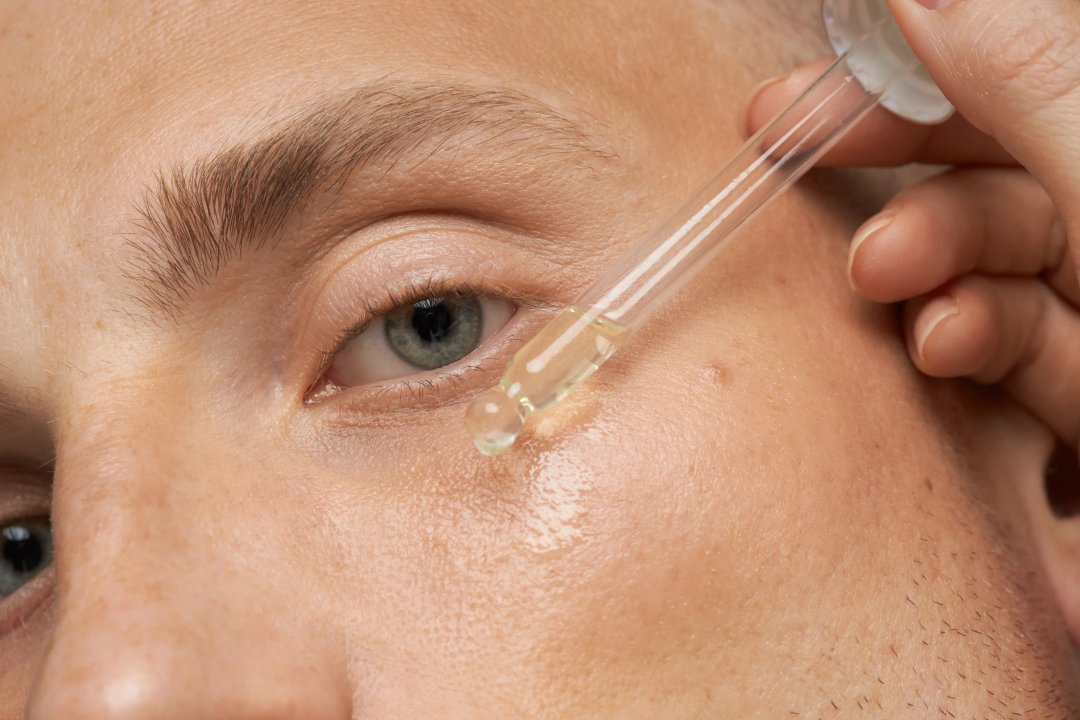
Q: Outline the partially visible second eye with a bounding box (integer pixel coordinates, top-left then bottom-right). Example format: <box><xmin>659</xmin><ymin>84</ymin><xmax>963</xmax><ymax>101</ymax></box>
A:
<box><xmin>0</xmin><ymin>518</ymin><xmax>52</xmax><ymax>597</ymax></box>
<box><xmin>326</xmin><ymin>294</ymin><xmax>515</xmax><ymax>389</ymax></box>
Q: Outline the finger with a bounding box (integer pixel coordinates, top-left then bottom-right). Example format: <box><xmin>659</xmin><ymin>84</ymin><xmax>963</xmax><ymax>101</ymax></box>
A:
<box><xmin>889</xmin><ymin>0</ymin><xmax>1080</xmax><ymax>251</ymax></box>
<box><xmin>908</xmin><ymin>276</ymin><xmax>1080</xmax><ymax>443</ymax></box>
<box><xmin>745</xmin><ymin>58</ymin><xmax>1015</xmax><ymax>167</ymax></box>
<box><xmin>848</xmin><ymin>168</ymin><xmax>1068</xmax><ymax>303</ymax></box>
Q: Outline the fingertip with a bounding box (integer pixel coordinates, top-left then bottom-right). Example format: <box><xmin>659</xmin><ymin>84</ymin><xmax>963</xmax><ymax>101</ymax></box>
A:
<box><xmin>849</xmin><ymin>211</ymin><xmax>932</xmax><ymax>303</ymax></box>
<box><xmin>847</xmin><ymin>215</ymin><xmax>896</xmax><ymax>295</ymax></box>
<box><xmin>742</xmin><ymin>74</ymin><xmax>789</xmax><ymax>137</ymax></box>
<box><xmin>743</xmin><ymin>60</ymin><xmax>833</xmax><ymax>137</ymax></box>
<box><xmin>907</xmin><ymin>289</ymin><xmax>996</xmax><ymax>377</ymax></box>
<box><xmin>912</xmin><ymin>294</ymin><xmax>960</xmax><ymax>367</ymax></box>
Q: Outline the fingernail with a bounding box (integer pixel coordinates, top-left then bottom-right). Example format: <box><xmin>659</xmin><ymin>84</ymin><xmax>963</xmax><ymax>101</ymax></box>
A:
<box><xmin>742</xmin><ymin>74</ymin><xmax>789</xmax><ymax>136</ymax></box>
<box><xmin>914</xmin><ymin>0</ymin><xmax>952</xmax><ymax>9</ymax></box>
<box><xmin>916</xmin><ymin>296</ymin><xmax>959</xmax><ymax>362</ymax></box>
<box><xmin>848</xmin><ymin>215</ymin><xmax>894</xmax><ymax>292</ymax></box>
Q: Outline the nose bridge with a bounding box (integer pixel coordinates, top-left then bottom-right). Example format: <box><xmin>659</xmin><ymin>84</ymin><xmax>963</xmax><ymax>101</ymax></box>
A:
<box><xmin>50</xmin><ymin>395</ymin><xmax>248</xmax><ymax>602</ymax></box>
<box><xmin>27</xmin><ymin>395</ymin><xmax>352</xmax><ymax>719</ymax></box>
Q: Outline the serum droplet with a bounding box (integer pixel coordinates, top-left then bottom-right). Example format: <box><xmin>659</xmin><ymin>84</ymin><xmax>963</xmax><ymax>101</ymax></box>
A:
<box><xmin>465</xmin><ymin>388</ymin><xmax>525</xmax><ymax>456</ymax></box>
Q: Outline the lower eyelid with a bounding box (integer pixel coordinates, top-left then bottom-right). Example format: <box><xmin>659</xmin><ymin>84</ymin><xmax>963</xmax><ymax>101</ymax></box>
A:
<box><xmin>0</xmin><ymin>565</ymin><xmax>53</xmax><ymax>636</ymax></box>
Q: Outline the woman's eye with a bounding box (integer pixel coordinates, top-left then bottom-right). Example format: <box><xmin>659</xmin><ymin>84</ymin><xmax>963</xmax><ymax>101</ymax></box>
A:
<box><xmin>326</xmin><ymin>294</ymin><xmax>515</xmax><ymax>388</ymax></box>
<box><xmin>0</xmin><ymin>518</ymin><xmax>52</xmax><ymax>597</ymax></box>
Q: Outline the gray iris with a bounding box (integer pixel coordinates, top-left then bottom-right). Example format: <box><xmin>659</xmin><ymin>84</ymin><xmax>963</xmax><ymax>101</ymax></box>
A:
<box><xmin>385</xmin><ymin>296</ymin><xmax>482</xmax><ymax>370</ymax></box>
<box><xmin>0</xmin><ymin>519</ymin><xmax>52</xmax><ymax>596</ymax></box>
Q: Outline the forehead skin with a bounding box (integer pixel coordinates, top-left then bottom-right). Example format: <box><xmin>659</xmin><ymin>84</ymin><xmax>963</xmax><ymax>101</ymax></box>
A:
<box><xmin>1</xmin><ymin>1</ymin><xmax>1079</xmax><ymax>719</ymax></box>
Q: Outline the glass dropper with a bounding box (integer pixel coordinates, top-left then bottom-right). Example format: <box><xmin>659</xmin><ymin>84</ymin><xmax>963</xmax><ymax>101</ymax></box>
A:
<box><xmin>465</xmin><ymin>9</ymin><xmax>945</xmax><ymax>456</ymax></box>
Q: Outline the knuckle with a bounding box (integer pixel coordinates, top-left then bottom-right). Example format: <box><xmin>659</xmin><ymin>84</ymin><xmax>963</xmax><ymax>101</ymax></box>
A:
<box><xmin>972</xmin><ymin>15</ymin><xmax>1080</xmax><ymax>105</ymax></box>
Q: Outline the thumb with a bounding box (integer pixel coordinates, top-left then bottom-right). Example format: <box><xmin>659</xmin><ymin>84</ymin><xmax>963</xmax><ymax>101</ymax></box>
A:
<box><xmin>888</xmin><ymin>0</ymin><xmax>1080</xmax><ymax>220</ymax></box>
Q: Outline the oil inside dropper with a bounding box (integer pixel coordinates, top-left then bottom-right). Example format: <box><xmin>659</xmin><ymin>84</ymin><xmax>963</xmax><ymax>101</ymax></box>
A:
<box><xmin>464</xmin><ymin>305</ymin><xmax>627</xmax><ymax>455</ymax></box>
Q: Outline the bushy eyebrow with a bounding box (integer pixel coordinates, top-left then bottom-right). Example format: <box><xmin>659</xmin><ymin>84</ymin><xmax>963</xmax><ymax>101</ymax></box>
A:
<box><xmin>125</xmin><ymin>79</ymin><xmax>610</xmax><ymax>318</ymax></box>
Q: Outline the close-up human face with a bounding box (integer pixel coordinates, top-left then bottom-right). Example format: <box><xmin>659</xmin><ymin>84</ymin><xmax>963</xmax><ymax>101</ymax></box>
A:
<box><xmin>1</xmin><ymin>1</ymin><xmax>1079</xmax><ymax>717</ymax></box>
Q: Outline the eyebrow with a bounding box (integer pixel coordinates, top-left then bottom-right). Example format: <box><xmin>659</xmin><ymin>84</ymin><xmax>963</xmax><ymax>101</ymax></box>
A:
<box><xmin>126</xmin><ymin>79</ymin><xmax>611</xmax><ymax>317</ymax></box>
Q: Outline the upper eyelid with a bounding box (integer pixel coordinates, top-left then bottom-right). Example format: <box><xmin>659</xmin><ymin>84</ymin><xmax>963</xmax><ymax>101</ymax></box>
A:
<box><xmin>0</xmin><ymin>451</ymin><xmax>56</xmax><ymax>477</ymax></box>
<box><xmin>0</xmin><ymin>476</ymin><xmax>53</xmax><ymax>519</ymax></box>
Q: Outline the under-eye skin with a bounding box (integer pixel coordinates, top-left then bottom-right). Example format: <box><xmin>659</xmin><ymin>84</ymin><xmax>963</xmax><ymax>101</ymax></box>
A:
<box><xmin>0</xmin><ymin>518</ymin><xmax>52</xmax><ymax>597</ymax></box>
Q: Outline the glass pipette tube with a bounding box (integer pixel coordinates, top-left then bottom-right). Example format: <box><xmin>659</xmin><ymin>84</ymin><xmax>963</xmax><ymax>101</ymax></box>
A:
<box><xmin>465</xmin><ymin>19</ymin><xmax>917</xmax><ymax>456</ymax></box>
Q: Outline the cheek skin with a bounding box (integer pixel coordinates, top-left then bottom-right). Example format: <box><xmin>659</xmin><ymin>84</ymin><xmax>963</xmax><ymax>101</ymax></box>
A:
<box><xmin>513</xmin><ymin>327</ymin><xmax>855</xmax><ymax>713</ymax></box>
<box><xmin>0</xmin><ymin>597</ymin><xmax>50</xmax><ymax>717</ymax></box>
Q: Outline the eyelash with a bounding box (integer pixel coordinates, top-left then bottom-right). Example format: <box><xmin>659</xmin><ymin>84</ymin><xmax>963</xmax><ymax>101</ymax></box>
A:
<box><xmin>306</xmin><ymin>274</ymin><xmax>543</xmax><ymax>408</ymax></box>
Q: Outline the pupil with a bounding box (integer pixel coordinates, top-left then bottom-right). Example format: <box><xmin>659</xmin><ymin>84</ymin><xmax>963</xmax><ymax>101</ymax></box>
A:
<box><xmin>2</xmin><ymin>525</ymin><xmax>42</xmax><ymax>574</ymax></box>
<box><xmin>411</xmin><ymin>298</ymin><xmax>454</xmax><ymax>343</ymax></box>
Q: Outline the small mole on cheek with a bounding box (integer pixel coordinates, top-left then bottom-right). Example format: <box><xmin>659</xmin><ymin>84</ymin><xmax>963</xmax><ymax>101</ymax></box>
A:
<box><xmin>701</xmin><ymin>361</ymin><xmax>734</xmax><ymax>388</ymax></box>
